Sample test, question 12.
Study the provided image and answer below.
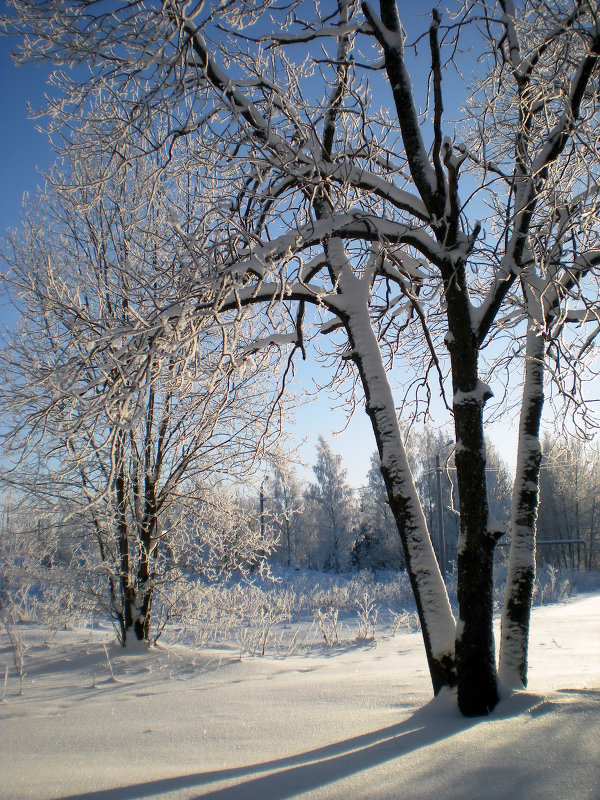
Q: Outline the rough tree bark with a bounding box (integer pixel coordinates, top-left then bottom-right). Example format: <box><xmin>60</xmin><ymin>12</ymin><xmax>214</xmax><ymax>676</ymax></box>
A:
<box><xmin>339</xmin><ymin>265</ymin><xmax>457</xmax><ymax>692</ymax></box>
<box><xmin>499</xmin><ymin>321</ymin><xmax>545</xmax><ymax>687</ymax></box>
<box><xmin>446</xmin><ymin>280</ymin><xmax>499</xmax><ymax>715</ymax></box>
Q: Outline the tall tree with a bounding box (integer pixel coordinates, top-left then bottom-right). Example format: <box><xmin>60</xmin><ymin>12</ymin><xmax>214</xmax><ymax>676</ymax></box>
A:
<box><xmin>4</xmin><ymin>0</ymin><xmax>600</xmax><ymax>714</ymax></box>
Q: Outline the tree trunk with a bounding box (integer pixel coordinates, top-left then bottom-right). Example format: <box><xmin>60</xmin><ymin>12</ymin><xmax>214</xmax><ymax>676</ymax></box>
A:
<box><xmin>115</xmin><ymin>431</ymin><xmax>136</xmax><ymax>645</ymax></box>
<box><xmin>499</xmin><ymin>322</ymin><xmax>545</xmax><ymax>687</ymax></box>
<box><xmin>446</xmin><ymin>280</ymin><xmax>499</xmax><ymax>716</ymax></box>
<box><xmin>341</xmin><ymin>271</ymin><xmax>456</xmax><ymax>693</ymax></box>
<box><xmin>134</xmin><ymin>515</ymin><xmax>158</xmax><ymax>642</ymax></box>
<box><xmin>134</xmin><ymin>578</ymin><xmax>154</xmax><ymax>641</ymax></box>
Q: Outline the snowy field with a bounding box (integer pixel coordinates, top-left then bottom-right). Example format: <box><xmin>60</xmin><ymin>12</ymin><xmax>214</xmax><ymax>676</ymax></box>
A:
<box><xmin>1</xmin><ymin>593</ymin><xmax>599</xmax><ymax>800</ymax></box>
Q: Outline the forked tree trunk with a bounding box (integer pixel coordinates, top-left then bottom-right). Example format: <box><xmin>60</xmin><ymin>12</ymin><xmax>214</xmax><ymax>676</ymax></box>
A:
<box><xmin>370</xmin><ymin>0</ymin><xmax>500</xmax><ymax>715</ymax></box>
<box><xmin>499</xmin><ymin>322</ymin><xmax>545</xmax><ymax>687</ymax></box>
<box><xmin>341</xmin><ymin>271</ymin><xmax>457</xmax><ymax>693</ymax></box>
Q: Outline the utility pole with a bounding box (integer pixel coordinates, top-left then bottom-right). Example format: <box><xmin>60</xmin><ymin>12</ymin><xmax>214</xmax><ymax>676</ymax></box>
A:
<box><xmin>435</xmin><ymin>453</ymin><xmax>446</xmax><ymax>580</ymax></box>
<box><xmin>435</xmin><ymin>440</ymin><xmax>453</xmax><ymax>581</ymax></box>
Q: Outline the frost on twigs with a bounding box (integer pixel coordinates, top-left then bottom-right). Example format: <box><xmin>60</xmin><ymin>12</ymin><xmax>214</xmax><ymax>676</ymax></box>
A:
<box><xmin>0</xmin><ymin>157</ymin><xmax>286</xmax><ymax>646</ymax></box>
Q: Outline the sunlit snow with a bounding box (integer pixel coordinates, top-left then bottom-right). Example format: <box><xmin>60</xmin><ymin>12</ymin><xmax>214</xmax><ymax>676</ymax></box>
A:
<box><xmin>1</xmin><ymin>593</ymin><xmax>598</xmax><ymax>800</ymax></box>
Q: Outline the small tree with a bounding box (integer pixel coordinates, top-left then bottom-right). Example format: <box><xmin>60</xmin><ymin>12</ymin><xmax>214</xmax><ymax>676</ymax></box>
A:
<box><xmin>265</xmin><ymin>465</ymin><xmax>305</xmax><ymax>568</ymax></box>
<box><xmin>354</xmin><ymin>452</ymin><xmax>404</xmax><ymax>570</ymax></box>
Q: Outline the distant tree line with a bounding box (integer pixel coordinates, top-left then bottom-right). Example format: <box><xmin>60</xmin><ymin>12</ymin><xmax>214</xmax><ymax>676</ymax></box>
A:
<box><xmin>265</xmin><ymin>432</ymin><xmax>600</xmax><ymax>575</ymax></box>
<box><xmin>263</xmin><ymin>431</ymin><xmax>508</xmax><ymax>574</ymax></box>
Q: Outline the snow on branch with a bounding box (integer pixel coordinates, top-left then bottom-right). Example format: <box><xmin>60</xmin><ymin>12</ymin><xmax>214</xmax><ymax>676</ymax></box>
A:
<box><xmin>362</xmin><ymin>0</ymin><xmax>440</xmax><ymax>215</ymax></box>
<box><xmin>241</xmin><ymin>332</ymin><xmax>298</xmax><ymax>354</ymax></box>
<box><xmin>211</xmin><ymin>280</ymin><xmax>336</xmax><ymax>316</ymax></box>
<box><xmin>181</xmin><ymin>18</ymin><xmax>296</xmax><ymax>163</ymax></box>
<box><xmin>319</xmin><ymin>315</ymin><xmax>345</xmax><ymax>334</ymax></box>
<box><xmin>530</xmin><ymin>26</ymin><xmax>600</xmax><ymax>178</ymax></box>
<box><xmin>299</xmin><ymin>254</ymin><xmax>328</xmax><ymax>283</ymax></box>
<box><xmin>228</xmin><ymin>211</ymin><xmax>443</xmax><ymax>277</ymax></box>
<box><xmin>559</xmin><ymin>249</ymin><xmax>600</xmax><ymax>292</ymax></box>
<box><xmin>453</xmin><ymin>379</ymin><xmax>493</xmax><ymax>408</ymax></box>
<box><xmin>321</xmin><ymin>161</ymin><xmax>430</xmax><ymax>221</ymax></box>
<box><xmin>268</xmin><ymin>21</ymin><xmax>367</xmax><ymax>45</ymax></box>
<box><xmin>563</xmin><ymin>307</ymin><xmax>600</xmax><ymax>324</ymax></box>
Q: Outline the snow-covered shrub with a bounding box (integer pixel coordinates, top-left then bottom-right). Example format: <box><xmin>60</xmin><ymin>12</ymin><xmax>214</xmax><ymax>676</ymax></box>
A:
<box><xmin>534</xmin><ymin>565</ymin><xmax>573</xmax><ymax>605</ymax></box>
<box><xmin>355</xmin><ymin>593</ymin><xmax>378</xmax><ymax>642</ymax></box>
<box><xmin>388</xmin><ymin>609</ymin><xmax>421</xmax><ymax>635</ymax></box>
<box><xmin>313</xmin><ymin>607</ymin><xmax>340</xmax><ymax>647</ymax></box>
<box><xmin>309</xmin><ymin>585</ymin><xmax>351</xmax><ymax>614</ymax></box>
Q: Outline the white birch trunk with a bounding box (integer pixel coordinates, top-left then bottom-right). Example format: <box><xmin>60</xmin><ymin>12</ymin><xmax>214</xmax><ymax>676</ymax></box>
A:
<box><xmin>499</xmin><ymin>322</ymin><xmax>545</xmax><ymax>688</ymax></box>
<box><xmin>336</xmin><ymin>267</ymin><xmax>456</xmax><ymax>692</ymax></box>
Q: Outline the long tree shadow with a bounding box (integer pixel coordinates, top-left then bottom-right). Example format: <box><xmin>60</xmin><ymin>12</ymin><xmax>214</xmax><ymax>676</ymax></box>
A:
<box><xmin>55</xmin><ymin>692</ymin><xmax>544</xmax><ymax>800</ymax></box>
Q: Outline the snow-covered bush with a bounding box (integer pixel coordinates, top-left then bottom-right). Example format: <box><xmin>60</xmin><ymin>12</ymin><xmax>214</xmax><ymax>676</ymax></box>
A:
<box><xmin>313</xmin><ymin>608</ymin><xmax>340</xmax><ymax>647</ymax></box>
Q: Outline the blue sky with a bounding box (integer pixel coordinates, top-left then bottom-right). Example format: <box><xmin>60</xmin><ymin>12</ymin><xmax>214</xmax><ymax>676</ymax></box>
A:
<box><xmin>0</xmin><ymin>29</ymin><xmax>53</xmax><ymax>233</ymax></box>
<box><xmin>0</xmin><ymin>8</ymin><xmax>521</xmax><ymax>489</ymax></box>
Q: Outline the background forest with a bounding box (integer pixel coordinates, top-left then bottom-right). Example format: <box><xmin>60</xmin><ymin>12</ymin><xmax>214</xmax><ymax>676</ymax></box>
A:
<box><xmin>2</xmin><ymin>426</ymin><xmax>598</xmax><ymax>661</ymax></box>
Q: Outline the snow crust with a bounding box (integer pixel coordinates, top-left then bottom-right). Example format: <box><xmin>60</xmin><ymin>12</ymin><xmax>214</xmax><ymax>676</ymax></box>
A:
<box><xmin>1</xmin><ymin>594</ymin><xmax>598</xmax><ymax>799</ymax></box>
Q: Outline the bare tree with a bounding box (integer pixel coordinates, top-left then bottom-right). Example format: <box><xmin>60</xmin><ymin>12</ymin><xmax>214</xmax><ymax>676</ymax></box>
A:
<box><xmin>0</xmin><ymin>157</ymin><xmax>281</xmax><ymax>643</ymax></box>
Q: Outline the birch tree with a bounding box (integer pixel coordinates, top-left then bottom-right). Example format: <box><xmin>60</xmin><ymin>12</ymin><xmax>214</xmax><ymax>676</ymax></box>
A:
<box><xmin>3</xmin><ymin>0</ymin><xmax>600</xmax><ymax>714</ymax></box>
<box><xmin>463</xmin><ymin>1</ymin><xmax>600</xmax><ymax>688</ymax></box>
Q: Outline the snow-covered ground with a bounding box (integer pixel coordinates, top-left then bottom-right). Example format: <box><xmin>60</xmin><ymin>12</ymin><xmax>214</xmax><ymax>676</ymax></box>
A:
<box><xmin>1</xmin><ymin>593</ymin><xmax>599</xmax><ymax>800</ymax></box>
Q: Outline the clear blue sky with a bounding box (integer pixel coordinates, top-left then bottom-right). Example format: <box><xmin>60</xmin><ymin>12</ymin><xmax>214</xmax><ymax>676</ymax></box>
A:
<box><xmin>0</xmin><ymin>9</ymin><xmax>520</xmax><ymax>489</ymax></box>
<box><xmin>0</xmin><ymin>27</ymin><xmax>53</xmax><ymax>234</ymax></box>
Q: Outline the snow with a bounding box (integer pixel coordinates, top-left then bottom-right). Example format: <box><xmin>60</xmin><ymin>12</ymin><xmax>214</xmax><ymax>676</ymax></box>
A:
<box><xmin>1</xmin><ymin>594</ymin><xmax>598</xmax><ymax>800</ymax></box>
<box><xmin>242</xmin><ymin>333</ymin><xmax>298</xmax><ymax>354</ymax></box>
<box><xmin>453</xmin><ymin>379</ymin><xmax>493</xmax><ymax>407</ymax></box>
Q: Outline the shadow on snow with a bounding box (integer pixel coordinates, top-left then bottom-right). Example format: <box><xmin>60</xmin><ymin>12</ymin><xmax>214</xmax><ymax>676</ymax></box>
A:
<box><xmin>52</xmin><ymin>691</ymin><xmax>557</xmax><ymax>800</ymax></box>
